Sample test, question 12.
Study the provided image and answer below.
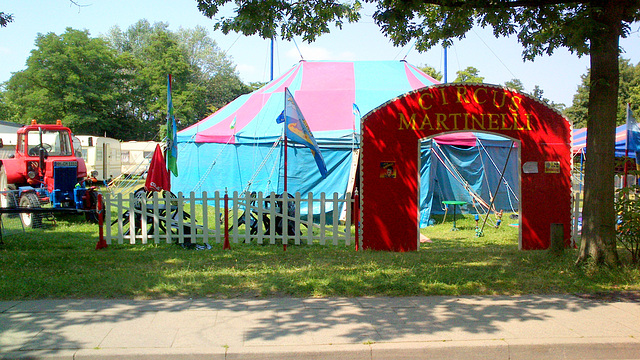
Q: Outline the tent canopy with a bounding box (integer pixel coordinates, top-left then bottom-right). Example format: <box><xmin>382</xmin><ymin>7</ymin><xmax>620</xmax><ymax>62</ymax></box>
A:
<box><xmin>173</xmin><ymin>61</ymin><xmax>519</xmax><ymax>225</ymax></box>
<box><xmin>178</xmin><ymin>60</ymin><xmax>440</xmax><ymax>146</ymax></box>
<box><xmin>572</xmin><ymin>125</ymin><xmax>637</xmax><ymax>159</ymax></box>
<box><xmin>174</xmin><ymin>60</ymin><xmax>441</xmax><ymax>197</ymax></box>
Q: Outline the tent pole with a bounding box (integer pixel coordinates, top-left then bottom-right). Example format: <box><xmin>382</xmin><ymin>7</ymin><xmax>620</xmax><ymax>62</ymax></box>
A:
<box><xmin>284</xmin><ymin>88</ymin><xmax>288</xmax><ymax>193</ymax></box>
<box><xmin>270</xmin><ymin>38</ymin><xmax>274</xmax><ymax>81</ymax></box>
<box><xmin>478</xmin><ymin>141</ymin><xmax>514</xmax><ymax>236</ymax></box>
<box><xmin>443</xmin><ymin>45</ymin><xmax>448</xmax><ymax>84</ymax></box>
<box><xmin>624</xmin><ymin>103</ymin><xmax>631</xmax><ymax>188</ymax></box>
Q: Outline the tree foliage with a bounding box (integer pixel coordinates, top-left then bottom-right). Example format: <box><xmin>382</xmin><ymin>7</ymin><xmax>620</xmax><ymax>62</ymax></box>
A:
<box><xmin>503</xmin><ymin>78</ymin><xmax>565</xmax><ymax>112</ymax></box>
<box><xmin>453</xmin><ymin>66</ymin><xmax>484</xmax><ymax>83</ymax></box>
<box><xmin>566</xmin><ymin>59</ymin><xmax>640</xmax><ymax>128</ymax></box>
<box><xmin>504</xmin><ymin>78</ymin><xmax>525</xmax><ymax>92</ymax></box>
<box><xmin>418</xmin><ymin>64</ymin><xmax>443</xmax><ymax>81</ymax></box>
<box><xmin>0</xmin><ymin>11</ymin><xmax>12</xmax><ymax>27</ymax></box>
<box><xmin>1</xmin><ymin>20</ymin><xmax>251</xmax><ymax>141</ymax></box>
<box><xmin>3</xmin><ymin>29</ymin><xmax>128</xmax><ymax>136</ymax></box>
<box><xmin>195</xmin><ymin>0</ymin><xmax>640</xmax><ymax>266</ymax></box>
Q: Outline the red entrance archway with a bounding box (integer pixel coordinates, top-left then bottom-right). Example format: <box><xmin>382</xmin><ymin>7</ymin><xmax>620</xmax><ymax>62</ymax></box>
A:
<box><xmin>360</xmin><ymin>84</ymin><xmax>571</xmax><ymax>251</ymax></box>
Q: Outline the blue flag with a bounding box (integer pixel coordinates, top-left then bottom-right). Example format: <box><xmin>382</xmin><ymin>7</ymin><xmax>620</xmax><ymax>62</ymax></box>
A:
<box><xmin>352</xmin><ymin>103</ymin><xmax>361</xmax><ymax>119</ymax></box>
<box><xmin>277</xmin><ymin>88</ymin><xmax>327</xmax><ymax>178</ymax></box>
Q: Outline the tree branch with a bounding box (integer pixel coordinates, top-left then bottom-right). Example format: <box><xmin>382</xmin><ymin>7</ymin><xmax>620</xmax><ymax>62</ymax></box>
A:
<box><xmin>411</xmin><ymin>0</ymin><xmax>587</xmax><ymax>8</ymax></box>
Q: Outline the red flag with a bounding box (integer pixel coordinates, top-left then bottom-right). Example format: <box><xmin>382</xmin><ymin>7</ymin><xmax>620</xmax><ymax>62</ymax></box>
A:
<box><xmin>145</xmin><ymin>144</ymin><xmax>171</xmax><ymax>192</ymax></box>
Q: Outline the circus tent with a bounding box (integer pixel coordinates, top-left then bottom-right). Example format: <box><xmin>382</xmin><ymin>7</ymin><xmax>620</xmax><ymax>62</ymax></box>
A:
<box><xmin>172</xmin><ymin>60</ymin><xmax>519</xmax><ymax>224</ymax></box>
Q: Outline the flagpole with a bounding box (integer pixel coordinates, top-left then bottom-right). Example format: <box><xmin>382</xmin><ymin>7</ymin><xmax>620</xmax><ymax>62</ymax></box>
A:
<box><xmin>283</xmin><ymin>88</ymin><xmax>288</xmax><ymax>193</ymax></box>
<box><xmin>624</xmin><ymin>103</ymin><xmax>631</xmax><ymax>188</ymax></box>
<box><xmin>167</xmin><ymin>74</ymin><xmax>172</xmax><ymax>172</ymax></box>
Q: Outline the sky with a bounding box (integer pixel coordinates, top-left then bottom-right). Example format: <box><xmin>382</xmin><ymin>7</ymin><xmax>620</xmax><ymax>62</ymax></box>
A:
<box><xmin>1</xmin><ymin>1</ymin><xmax>639</xmax><ymax>107</ymax></box>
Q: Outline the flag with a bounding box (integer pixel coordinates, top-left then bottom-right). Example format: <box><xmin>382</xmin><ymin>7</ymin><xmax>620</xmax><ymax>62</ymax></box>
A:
<box><xmin>145</xmin><ymin>144</ymin><xmax>171</xmax><ymax>192</ymax></box>
<box><xmin>353</xmin><ymin>103</ymin><xmax>361</xmax><ymax>119</ymax></box>
<box><xmin>167</xmin><ymin>75</ymin><xmax>178</xmax><ymax>177</ymax></box>
<box><xmin>277</xmin><ymin>88</ymin><xmax>328</xmax><ymax>178</ymax></box>
<box><xmin>626</xmin><ymin>103</ymin><xmax>639</xmax><ymax>156</ymax></box>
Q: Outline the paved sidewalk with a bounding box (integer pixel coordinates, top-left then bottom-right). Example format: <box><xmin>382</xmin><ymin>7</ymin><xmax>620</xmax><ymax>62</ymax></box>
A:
<box><xmin>1</xmin><ymin>294</ymin><xmax>640</xmax><ymax>360</ymax></box>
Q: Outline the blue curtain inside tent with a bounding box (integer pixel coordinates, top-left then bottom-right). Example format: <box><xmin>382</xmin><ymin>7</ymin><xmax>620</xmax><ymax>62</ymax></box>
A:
<box><xmin>418</xmin><ymin>135</ymin><xmax>519</xmax><ymax>228</ymax></box>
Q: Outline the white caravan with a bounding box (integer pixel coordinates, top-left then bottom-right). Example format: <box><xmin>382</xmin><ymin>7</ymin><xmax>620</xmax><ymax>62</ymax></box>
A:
<box><xmin>120</xmin><ymin>141</ymin><xmax>160</xmax><ymax>176</ymax></box>
<box><xmin>75</xmin><ymin>135</ymin><xmax>122</xmax><ymax>183</ymax></box>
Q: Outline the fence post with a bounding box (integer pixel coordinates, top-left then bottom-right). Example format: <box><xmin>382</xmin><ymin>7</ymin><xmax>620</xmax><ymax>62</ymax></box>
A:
<box><xmin>354</xmin><ymin>189</ymin><xmax>360</xmax><ymax>251</ymax></box>
<box><xmin>224</xmin><ymin>189</ymin><xmax>231</xmax><ymax>250</ymax></box>
<box><xmin>95</xmin><ymin>193</ymin><xmax>107</xmax><ymax>249</ymax></box>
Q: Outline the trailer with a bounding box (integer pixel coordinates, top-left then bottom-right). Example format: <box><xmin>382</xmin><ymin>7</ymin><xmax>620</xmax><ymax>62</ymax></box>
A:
<box><xmin>0</xmin><ymin>121</ymin><xmax>24</xmax><ymax>159</ymax></box>
<box><xmin>75</xmin><ymin>135</ymin><xmax>122</xmax><ymax>183</ymax></box>
<box><xmin>120</xmin><ymin>141</ymin><xmax>160</xmax><ymax>176</ymax></box>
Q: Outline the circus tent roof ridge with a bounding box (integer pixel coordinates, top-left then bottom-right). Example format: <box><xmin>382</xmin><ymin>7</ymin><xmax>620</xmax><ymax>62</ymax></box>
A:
<box><xmin>177</xmin><ymin>60</ymin><xmax>441</xmax><ymax>145</ymax></box>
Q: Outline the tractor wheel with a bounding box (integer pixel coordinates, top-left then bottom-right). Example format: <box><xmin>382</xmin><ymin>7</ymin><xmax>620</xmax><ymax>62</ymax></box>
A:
<box><xmin>19</xmin><ymin>192</ymin><xmax>43</xmax><ymax>229</ymax></box>
<box><xmin>0</xmin><ymin>167</ymin><xmax>17</xmax><ymax>209</ymax></box>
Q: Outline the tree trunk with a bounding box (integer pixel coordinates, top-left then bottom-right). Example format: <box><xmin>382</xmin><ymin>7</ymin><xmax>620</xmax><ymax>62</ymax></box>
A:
<box><xmin>577</xmin><ymin>1</ymin><xmax>623</xmax><ymax>266</ymax></box>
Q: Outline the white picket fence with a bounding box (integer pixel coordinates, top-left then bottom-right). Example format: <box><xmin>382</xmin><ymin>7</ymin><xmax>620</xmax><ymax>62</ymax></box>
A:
<box><xmin>103</xmin><ymin>191</ymin><xmax>357</xmax><ymax>247</ymax></box>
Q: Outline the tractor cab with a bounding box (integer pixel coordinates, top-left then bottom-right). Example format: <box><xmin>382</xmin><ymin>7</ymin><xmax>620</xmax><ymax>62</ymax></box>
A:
<box><xmin>12</xmin><ymin>120</ymin><xmax>88</xmax><ymax>208</ymax></box>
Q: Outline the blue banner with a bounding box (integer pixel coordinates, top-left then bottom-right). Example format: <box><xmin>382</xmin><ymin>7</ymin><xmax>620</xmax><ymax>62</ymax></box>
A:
<box><xmin>277</xmin><ymin>88</ymin><xmax>327</xmax><ymax>178</ymax></box>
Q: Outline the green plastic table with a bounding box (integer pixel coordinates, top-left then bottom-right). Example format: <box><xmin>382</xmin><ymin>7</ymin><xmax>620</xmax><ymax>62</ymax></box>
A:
<box><xmin>442</xmin><ymin>200</ymin><xmax>466</xmax><ymax>231</ymax></box>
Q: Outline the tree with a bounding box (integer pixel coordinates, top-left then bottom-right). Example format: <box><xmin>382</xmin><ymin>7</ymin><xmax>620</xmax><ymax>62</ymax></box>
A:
<box><xmin>3</xmin><ymin>28</ymin><xmax>131</xmax><ymax>137</ymax></box>
<box><xmin>504</xmin><ymin>79</ymin><xmax>565</xmax><ymax>112</ymax></box>
<box><xmin>453</xmin><ymin>66</ymin><xmax>484</xmax><ymax>83</ymax></box>
<box><xmin>0</xmin><ymin>12</ymin><xmax>12</xmax><ymax>27</ymax></box>
<box><xmin>419</xmin><ymin>64</ymin><xmax>443</xmax><ymax>81</ymax></box>
<box><xmin>566</xmin><ymin>59</ymin><xmax>640</xmax><ymax>128</ymax></box>
<box><xmin>504</xmin><ymin>78</ymin><xmax>525</xmax><ymax>92</ymax></box>
<box><xmin>104</xmin><ymin>20</ymin><xmax>250</xmax><ymax>133</ymax></box>
<box><xmin>196</xmin><ymin>0</ymin><xmax>640</xmax><ymax>266</ymax></box>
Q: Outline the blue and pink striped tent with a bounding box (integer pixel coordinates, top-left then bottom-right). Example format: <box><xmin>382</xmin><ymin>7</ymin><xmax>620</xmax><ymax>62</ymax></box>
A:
<box><xmin>173</xmin><ymin>60</ymin><xmax>519</xmax><ymax>223</ymax></box>
<box><xmin>572</xmin><ymin>125</ymin><xmax>638</xmax><ymax>158</ymax></box>
<box><xmin>174</xmin><ymin>60</ymin><xmax>440</xmax><ymax>197</ymax></box>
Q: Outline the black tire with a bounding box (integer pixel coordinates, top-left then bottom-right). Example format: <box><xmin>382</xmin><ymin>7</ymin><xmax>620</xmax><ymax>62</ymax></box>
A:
<box><xmin>19</xmin><ymin>192</ymin><xmax>43</xmax><ymax>229</ymax></box>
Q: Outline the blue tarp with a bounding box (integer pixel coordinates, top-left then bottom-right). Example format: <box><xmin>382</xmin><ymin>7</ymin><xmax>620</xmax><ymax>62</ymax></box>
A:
<box><xmin>419</xmin><ymin>133</ymin><xmax>519</xmax><ymax>227</ymax></box>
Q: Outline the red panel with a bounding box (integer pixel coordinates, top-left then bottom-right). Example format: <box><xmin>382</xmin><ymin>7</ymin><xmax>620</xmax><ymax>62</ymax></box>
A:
<box><xmin>361</xmin><ymin>84</ymin><xmax>572</xmax><ymax>252</ymax></box>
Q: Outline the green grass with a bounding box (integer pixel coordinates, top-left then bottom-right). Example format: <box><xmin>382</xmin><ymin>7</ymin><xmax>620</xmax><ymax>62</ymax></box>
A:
<box><xmin>0</xmin><ymin>212</ymin><xmax>638</xmax><ymax>300</ymax></box>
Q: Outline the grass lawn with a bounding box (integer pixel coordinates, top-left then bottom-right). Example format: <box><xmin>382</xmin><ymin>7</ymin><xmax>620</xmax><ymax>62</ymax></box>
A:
<box><xmin>0</xmin><ymin>212</ymin><xmax>638</xmax><ymax>300</ymax></box>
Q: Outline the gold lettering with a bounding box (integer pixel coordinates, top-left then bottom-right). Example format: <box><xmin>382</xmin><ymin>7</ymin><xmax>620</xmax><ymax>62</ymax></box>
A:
<box><xmin>449</xmin><ymin>113</ymin><xmax>462</xmax><ymax>130</ymax></box>
<box><xmin>456</xmin><ymin>87</ymin><xmax>471</xmax><ymax>103</ymax></box>
<box><xmin>439</xmin><ymin>88</ymin><xmax>449</xmax><ymax>105</ymax></box>
<box><xmin>398</xmin><ymin>113</ymin><xmax>418</xmax><ymax>130</ymax></box>
<box><xmin>473</xmin><ymin>88</ymin><xmax>487</xmax><ymax>104</ymax></box>
<box><xmin>436</xmin><ymin>113</ymin><xmax>449</xmax><ymax>130</ymax></box>
<box><xmin>492</xmin><ymin>90</ymin><xmax>507</xmax><ymax>108</ymax></box>
<box><xmin>513</xmin><ymin>114</ymin><xmax>525</xmax><ymax>130</ymax></box>
<box><xmin>418</xmin><ymin>92</ymin><xmax>434</xmax><ymax>110</ymax></box>
<box><xmin>501</xmin><ymin>114</ymin><xmax>511</xmax><ymax>130</ymax></box>
<box><xmin>465</xmin><ymin>114</ymin><xmax>485</xmax><ymax>130</ymax></box>
<box><xmin>487</xmin><ymin>114</ymin><xmax>500</xmax><ymax>130</ymax></box>
<box><xmin>420</xmin><ymin>113</ymin><xmax>434</xmax><ymax>130</ymax></box>
<box><xmin>525</xmin><ymin>114</ymin><xmax>533</xmax><ymax>130</ymax></box>
<box><xmin>508</xmin><ymin>96</ymin><xmax>522</xmax><ymax>112</ymax></box>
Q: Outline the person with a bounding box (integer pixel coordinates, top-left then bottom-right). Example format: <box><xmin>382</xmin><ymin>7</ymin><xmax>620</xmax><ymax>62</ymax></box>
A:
<box><xmin>383</xmin><ymin>164</ymin><xmax>395</xmax><ymax>178</ymax></box>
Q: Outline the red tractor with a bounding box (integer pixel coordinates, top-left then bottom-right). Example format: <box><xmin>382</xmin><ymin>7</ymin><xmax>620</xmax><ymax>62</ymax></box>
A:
<box><xmin>0</xmin><ymin>120</ymin><xmax>100</xmax><ymax>228</ymax></box>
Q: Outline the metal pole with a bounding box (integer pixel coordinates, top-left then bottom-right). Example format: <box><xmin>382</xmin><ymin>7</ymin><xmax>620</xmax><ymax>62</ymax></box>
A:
<box><xmin>270</xmin><ymin>38</ymin><xmax>274</xmax><ymax>81</ymax></box>
<box><xmin>478</xmin><ymin>141</ymin><xmax>514</xmax><ymax>236</ymax></box>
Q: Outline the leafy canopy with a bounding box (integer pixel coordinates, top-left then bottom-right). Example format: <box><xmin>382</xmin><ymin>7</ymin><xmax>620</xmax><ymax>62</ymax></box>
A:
<box><xmin>196</xmin><ymin>1</ymin><xmax>639</xmax><ymax>59</ymax></box>
<box><xmin>1</xmin><ymin>20</ymin><xmax>251</xmax><ymax>140</ymax></box>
